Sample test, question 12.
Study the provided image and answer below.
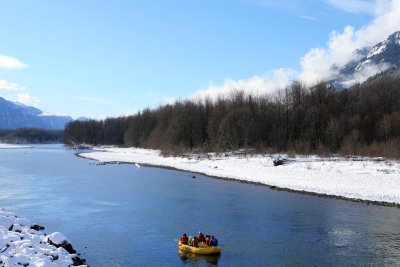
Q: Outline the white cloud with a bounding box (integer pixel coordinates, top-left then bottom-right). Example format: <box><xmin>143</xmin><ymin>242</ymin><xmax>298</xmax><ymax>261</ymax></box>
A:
<box><xmin>39</xmin><ymin>112</ymin><xmax>69</xmax><ymax>117</ymax></box>
<box><xmin>191</xmin><ymin>69</ymin><xmax>297</xmax><ymax>100</ymax></box>
<box><xmin>324</xmin><ymin>0</ymin><xmax>375</xmax><ymax>14</ymax></box>
<box><xmin>116</xmin><ymin>107</ymin><xmax>139</xmax><ymax>117</ymax></box>
<box><xmin>299</xmin><ymin>15</ymin><xmax>319</xmax><ymax>21</ymax></box>
<box><xmin>0</xmin><ymin>55</ymin><xmax>28</xmax><ymax>70</ymax></box>
<box><xmin>17</xmin><ymin>93</ymin><xmax>40</xmax><ymax>106</ymax></box>
<box><xmin>340</xmin><ymin>62</ymin><xmax>391</xmax><ymax>86</ymax></box>
<box><xmin>0</xmin><ymin>79</ymin><xmax>25</xmax><ymax>90</ymax></box>
<box><xmin>160</xmin><ymin>95</ymin><xmax>177</xmax><ymax>105</ymax></box>
<box><xmin>299</xmin><ymin>0</ymin><xmax>400</xmax><ymax>84</ymax></box>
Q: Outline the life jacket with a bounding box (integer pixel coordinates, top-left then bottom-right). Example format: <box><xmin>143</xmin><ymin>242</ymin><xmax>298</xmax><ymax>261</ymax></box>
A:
<box><xmin>192</xmin><ymin>239</ymin><xmax>198</xmax><ymax>247</ymax></box>
<box><xmin>205</xmin><ymin>236</ymin><xmax>211</xmax><ymax>245</ymax></box>
<box><xmin>210</xmin><ymin>237</ymin><xmax>218</xmax><ymax>246</ymax></box>
<box><xmin>197</xmin><ymin>233</ymin><xmax>205</xmax><ymax>242</ymax></box>
<box><xmin>180</xmin><ymin>235</ymin><xmax>188</xmax><ymax>244</ymax></box>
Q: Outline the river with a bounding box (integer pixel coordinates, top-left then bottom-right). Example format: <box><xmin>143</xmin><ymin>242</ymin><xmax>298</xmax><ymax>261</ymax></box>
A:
<box><xmin>0</xmin><ymin>145</ymin><xmax>399</xmax><ymax>266</ymax></box>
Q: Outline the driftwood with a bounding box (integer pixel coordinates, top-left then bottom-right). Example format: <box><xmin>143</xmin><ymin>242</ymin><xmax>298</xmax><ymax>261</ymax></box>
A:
<box><xmin>273</xmin><ymin>155</ymin><xmax>288</xmax><ymax>166</ymax></box>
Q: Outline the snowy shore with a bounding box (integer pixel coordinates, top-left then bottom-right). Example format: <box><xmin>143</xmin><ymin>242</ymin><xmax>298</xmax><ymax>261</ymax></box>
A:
<box><xmin>0</xmin><ymin>209</ymin><xmax>86</xmax><ymax>266</ymax></box>
<box><xmin>79</xmin><ymin>147</ymin><xmax>400</xmax><ymax>206</ymax></box>
<box><xmin>0</xmin><ymin>144</ymin><xmax>32</xmax><ymax>149</ymax></box>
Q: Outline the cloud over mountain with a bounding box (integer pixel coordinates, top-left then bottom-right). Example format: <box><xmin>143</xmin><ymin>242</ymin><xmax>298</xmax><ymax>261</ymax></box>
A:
<box><xmin>0</xmin><ymin>79</ymin><xmax>25</xmax><ymax>91</ymax></box>
<box><xmin>193</xmin><ymin>0</ymin><xmax>400</xmax><ymax>98</ymax></box>
<box><xmin>300</xmin><ymin>0</ymin><xmax>400</xmax><ymax>84</ymax></box>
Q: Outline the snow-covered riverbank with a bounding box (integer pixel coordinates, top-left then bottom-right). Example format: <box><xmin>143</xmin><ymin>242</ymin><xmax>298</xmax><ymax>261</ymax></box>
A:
<box><xmin>79</xmin><ymin>147</ymin><xmax>400</xmax><ymax>206</ymax></box>
<box><xmin>0</xmin><ymin>144</ymin><xmax>32</xmax><ymax>149</ymax></box>
<box><xmin>0</xmin><ymin>209</ymin><xmax>86</xmax><ymax>266</ymax></box>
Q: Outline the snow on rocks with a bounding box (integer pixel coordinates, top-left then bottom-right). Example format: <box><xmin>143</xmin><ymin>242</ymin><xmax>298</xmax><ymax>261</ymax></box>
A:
<box><xmin>0</xmin><ymin>209</ymin><xmax>86</xmax><ymax>267</ymax></box>
<box><xmin>46</xmin><ymin>232</ymin><xmax>76</xmax><ymax>254</ymax></box>
<box><xmin>46</xmin><ymin>233</ymin><xmax>68</xmax><ymax>247</ymax></box>
<box><xmin>79</xmin><ymin>147</ymin><xmax>400</xmax><ymax>206</ymax></box>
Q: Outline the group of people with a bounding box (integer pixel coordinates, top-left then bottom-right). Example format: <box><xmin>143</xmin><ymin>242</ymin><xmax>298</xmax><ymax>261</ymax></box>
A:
<box><xmin>180</xmin><ymin>232</ymin><xmax>218</xmax><ymax>247</ymax></box>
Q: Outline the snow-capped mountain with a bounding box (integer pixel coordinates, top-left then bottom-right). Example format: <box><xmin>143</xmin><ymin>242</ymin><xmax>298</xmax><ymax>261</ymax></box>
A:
<box><xmin>333</xmin><ymin>31</ymin><xmax>400</xmax><ymax>86</ymax></box>
<box><xmin>0</xmin><ymin>97</ymin><xmax>72</xmax><ymax>130</ymax></box>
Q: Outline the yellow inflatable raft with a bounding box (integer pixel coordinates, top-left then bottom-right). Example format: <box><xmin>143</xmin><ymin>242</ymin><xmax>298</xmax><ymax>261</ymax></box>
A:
<box><xmin>178</xmin><ymin>241</ymin><xmax>221</xmax><ymax>255</ymax></box>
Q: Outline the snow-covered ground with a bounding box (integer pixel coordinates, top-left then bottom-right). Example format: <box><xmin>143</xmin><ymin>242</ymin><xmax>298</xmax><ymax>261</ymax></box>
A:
<box><xmin>80</xmin><ymin>147</ymin><xmax>400</xmax><ymax>205</ymax></box>
<box><xmin>0</xmin><ymin>144</ymin><xmax>32</xmax><ymax>149</ymax></box>
<box><xmin>0</xmin><ymin>209</ymin><xmax>86</xmax><ymax>266</ymax></box>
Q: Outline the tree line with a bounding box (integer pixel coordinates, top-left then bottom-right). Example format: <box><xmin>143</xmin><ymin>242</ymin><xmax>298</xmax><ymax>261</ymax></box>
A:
<box><xmin>63</xmin><ymin>73</ymin><xmax>400</xmax><ymax>158</ymax></box>
<box><xmin>0</xmin><ymin>128</ymin><xmax>64</xmax><ymax>143</ymax></box>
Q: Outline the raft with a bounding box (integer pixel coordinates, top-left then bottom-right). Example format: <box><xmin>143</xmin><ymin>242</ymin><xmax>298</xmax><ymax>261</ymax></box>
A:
<box><xmin>178</xmin><ymin>241</ymin><xmax>221</xmax><ymax>255</ymax></box>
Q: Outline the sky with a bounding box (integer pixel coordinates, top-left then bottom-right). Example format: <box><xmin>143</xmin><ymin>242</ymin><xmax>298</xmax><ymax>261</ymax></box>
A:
<box><xmin>0</xmin><ymin>0</ymin><xmax>398</xmax><ymax>119</ymax></box>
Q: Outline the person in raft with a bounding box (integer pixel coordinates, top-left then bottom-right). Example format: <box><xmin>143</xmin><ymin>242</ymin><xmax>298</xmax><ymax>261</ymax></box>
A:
<box><xmin>210</xmin><ymin>235</ymin><xmax>218</xmax><ymax>246</ymax></box>
<box><xmin>191</xmin><ymin>237</ymin><xmax>199</xmax><ymax>247</ymax></box>
<box><xmin>180</xmin><ymin>233</ymin><xmax>188</xmax><ymax>245</ymax></box>
<box><xmin>197</xmin><ymin>232</ymin><xmax>205</xmax><ymax>243</ymax></box>
<box><xmin>205</xmin><ymin>235</ymin><xmax>211</xmax><ymax>246</ymax></box>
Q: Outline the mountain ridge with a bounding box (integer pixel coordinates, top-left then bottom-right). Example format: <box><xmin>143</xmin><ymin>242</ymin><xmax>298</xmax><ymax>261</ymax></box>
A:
<box><xmin>0</xmin><ymin>97</ymin><xmax>72</xmax><ymax>130</ymax></box>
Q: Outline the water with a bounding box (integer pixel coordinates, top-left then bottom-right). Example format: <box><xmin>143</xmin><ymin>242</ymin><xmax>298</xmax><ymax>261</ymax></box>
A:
<box><xmin>0</xmin><ymin>145</ymin><xmax>400</xmax><ymax>266</ymax></box>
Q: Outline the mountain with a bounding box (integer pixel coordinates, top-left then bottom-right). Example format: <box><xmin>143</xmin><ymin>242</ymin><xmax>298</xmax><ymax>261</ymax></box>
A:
<box><xmin>332</xmin><ymin>31</ymin><xmax>400</xmax><ymax>87</ymax></box>
<box><xmin>0</xmin><ymin>97</ymin><xmax>72</xmax><ymax>130</ymax></box>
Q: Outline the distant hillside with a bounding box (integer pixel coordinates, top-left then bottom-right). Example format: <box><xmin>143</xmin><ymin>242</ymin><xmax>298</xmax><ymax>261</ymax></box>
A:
<box><xmin>0</xmin><ymin>97</ymin><xmax>72</xmax><ymax>130</ymax></box>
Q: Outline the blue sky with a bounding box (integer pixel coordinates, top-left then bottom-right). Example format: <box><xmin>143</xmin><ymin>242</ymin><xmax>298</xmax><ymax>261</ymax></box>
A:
<box><xmin>0</xmin><ymin>0</ymin><xmax>389</xmax><ymax>118</ymax></box>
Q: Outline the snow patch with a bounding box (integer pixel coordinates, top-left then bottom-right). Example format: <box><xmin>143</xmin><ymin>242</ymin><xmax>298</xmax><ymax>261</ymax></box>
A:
<box><xmin>0</xmin><ymin>143</ymin><xmax>32</xmax><ymax>149</ymax></box>
<box><xmin>367</xmin><ymin>44</ymin><xmax>387</xmax><ymax>58</ymax></box>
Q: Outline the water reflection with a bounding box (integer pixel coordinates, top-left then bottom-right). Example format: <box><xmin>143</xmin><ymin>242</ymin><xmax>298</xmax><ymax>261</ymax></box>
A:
<box><xmin>178</xmin><ymin>251</ymin><xmax>220</xmax><ymax>266</ymax></box>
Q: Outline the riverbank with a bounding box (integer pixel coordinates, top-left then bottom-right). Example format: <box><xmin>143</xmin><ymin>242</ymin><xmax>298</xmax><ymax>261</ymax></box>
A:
<box><xmin>0</xmin><ymin>143</ymin><xmax>32</xmax><ymax>149</ymax></box>
<box><xmin>79</xmin><ymin>147</ymin><xmax>400</xmax><ymax>207</ymax></box>
<box><xmin>0</xmin><ymin>209</ymin><xmax>86</xmax><ymax>266</ymax></box>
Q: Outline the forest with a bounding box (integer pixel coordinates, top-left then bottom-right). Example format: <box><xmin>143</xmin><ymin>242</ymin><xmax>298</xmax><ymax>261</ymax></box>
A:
<box><xmin>0</xmin><ymin>128</ymin><xmax>64</xmax><ymax>144</ymax></box>
<box><xmin>63</xmin><ymin>73</ymin><xmax>400</xmax><ymax>158</ymax></box>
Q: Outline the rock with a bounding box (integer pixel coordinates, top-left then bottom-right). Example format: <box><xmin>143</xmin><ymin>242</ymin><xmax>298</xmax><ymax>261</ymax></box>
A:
<box><xmin>76</xmin><ymin>144</ymin><xmax>93</xmax><ymax>150</ymax></box>
<box><xmin>48</xmin><ymin>240</ymin><xmax>76</xmax><ymax>254</ymax></box>
<box><xmin>273</xmin><ymin>155</ymin><xmax>288</xmax><ymax>166</ymax></box>
<box><xmin>30</xmin><ymin>224</ymin><xmax>45</xmax><ymax>231</ymax></box>
<box><xmin>47</xmin><ymin>232</ymin><xmax>76</xmax><ymax>254</ymax></box>
<box><xmin>72</xmin><ymin>256</ymin><xmax>86</xmax><ymax>266</ymax></box>
<box><xmin>8</xmin><ymin>223</ymin><xmax>21</xmax><ymax>231</ymax></box>
<box><xmin>47</xmin><ymin>232</ymin><xmax>68</xmax><ymax>245</ymax></box>
<box><xmin>51</xmin><ymin>254</ymin><xmax>59</xmax><ymax>261</ymax></box>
